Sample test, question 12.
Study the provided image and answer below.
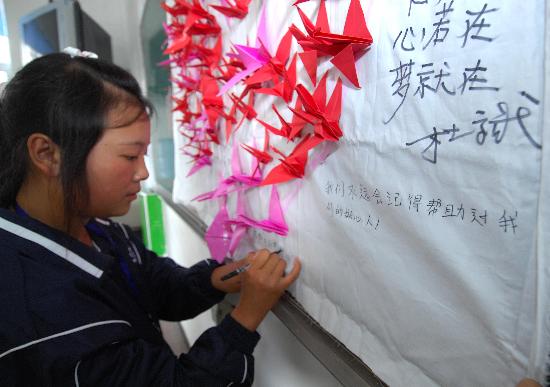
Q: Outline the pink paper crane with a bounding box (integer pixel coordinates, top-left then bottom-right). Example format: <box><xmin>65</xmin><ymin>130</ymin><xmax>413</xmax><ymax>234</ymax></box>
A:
<box><xmin>205</xmin><ymin>198</ymin><xmax>233</xmax><ymax>262</ymax></box>
<box><xmin>205</xmin><ymin>184</ymin><xmax>289</xmax><ymax>261</ymax></box>
<box><xmin>193</xmin><ymin>140</ymin><xmax>262</xmax><ymax>202</ymax></box>
<box><xmin>217</xmin><ymin>43</ymin><xmax>271</xmax><ymax>96</ymax></box>
<box><xmin>231</xmin><ymin>185</ymin><xmax>289</xmax><ymax>236</ymax></box>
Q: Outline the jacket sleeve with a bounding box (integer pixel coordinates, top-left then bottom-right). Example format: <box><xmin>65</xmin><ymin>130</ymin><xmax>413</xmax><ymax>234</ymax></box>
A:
<box><xmin>77</xmin><ymin>314</ymin><xmax>260</xmax><ymax>387</ymax></box>
<box><xmin>124</xmin><ymin>223</ymin><xmax>226</xmax><ymax>321</ymax></box>
<box><xmin>146</xmin><ymin>252</ymin><xmax>226</xmax><ymax>321</ymax></box>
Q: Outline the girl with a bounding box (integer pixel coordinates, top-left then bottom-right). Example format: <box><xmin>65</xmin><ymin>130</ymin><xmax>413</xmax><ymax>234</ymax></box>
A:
<box><xmin>0</xmin><ymin>52</ymin><xmax>300</xmax><ymax>386</ymax></box>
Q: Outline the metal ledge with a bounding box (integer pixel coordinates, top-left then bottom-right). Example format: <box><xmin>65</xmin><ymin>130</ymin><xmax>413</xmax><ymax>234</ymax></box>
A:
<box><xmin>153</xmin><ymin>185</ymin><xmax>387</xmax><ymax>387</ymax></box>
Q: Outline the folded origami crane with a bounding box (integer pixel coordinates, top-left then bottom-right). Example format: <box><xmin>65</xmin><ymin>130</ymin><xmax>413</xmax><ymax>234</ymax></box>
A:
<box><xmin>210</xmin><ymin>0</ymin><xmax>253</xmax><ymax>19</ymax></box>
<box><xmin>290</xmin><ymin>0</ymin><xmax>373</xmax><ymax>88</ymax></box>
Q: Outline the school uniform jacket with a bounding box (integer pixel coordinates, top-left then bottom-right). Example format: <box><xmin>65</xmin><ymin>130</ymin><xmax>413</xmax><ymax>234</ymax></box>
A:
<box><xmin>0</xmin><ymin>208</ymin><xmax>260</xmax><ymax>387</ymax></box>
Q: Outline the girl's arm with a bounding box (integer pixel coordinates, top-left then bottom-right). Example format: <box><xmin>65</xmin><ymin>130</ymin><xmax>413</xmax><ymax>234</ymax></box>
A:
<box><xmin>76</xmin><ymin>314</ymin><xmax>259</xmax><ymax>387</ymax></box>
<box><xmin>77</xmin><ymin>249</ymin><xmax>300</xmax><ymax>386</ymax></box>
<box><xmin>143</xmin><ymin>252</ymin><xmax>227</xmax><ymax>321</ymax></box>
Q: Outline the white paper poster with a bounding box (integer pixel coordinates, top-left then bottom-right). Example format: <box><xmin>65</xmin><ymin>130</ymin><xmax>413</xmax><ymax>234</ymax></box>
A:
<box><xmin>172</xmin><ymin>1</ymin><xmax>549</xmax><ymax>385</ymax></box>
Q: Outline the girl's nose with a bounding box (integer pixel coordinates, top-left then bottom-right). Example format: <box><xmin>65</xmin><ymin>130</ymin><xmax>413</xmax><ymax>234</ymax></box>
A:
<box><xmin>134</xmin><ymin>156</ymin><xmax>149</xmax><ymax>181</ymax></box>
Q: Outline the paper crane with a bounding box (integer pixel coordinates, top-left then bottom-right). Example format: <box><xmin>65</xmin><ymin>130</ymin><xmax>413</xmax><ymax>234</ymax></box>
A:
<box><xmin>224</xmin><ymin>90</ymin><xmax>257</xmax><ymax>140</ymax></box>
<box><xmin>193</xmin><ymin>140</ymin><xmax>262</xmax><ymax>202</ymax></box>
<box><xmin>289</xmin><ymin>71</ymin><xmax>343</xmax><ymax>142</ymax></box>
<box><xmin>230</xmin><ymin>186</ymin><xmax>289</xmax><ymax>236</ymax></box>
<box><xmin>162</xmin><ymin>0</ymin><xmax>220</xmax><ymax>55</ymax></box>
<box><xmin>205</xmin><ymin>184</ymin><xmax>289</xmax><ymax>261</ymax></box>
<box><xmin>219</xmin><ymin>4</ymin><xmax>298</xmax><ymax>142</ymax></box>
<box><xmin>210</xmin><ymin>0</ymin><xmax>253</xmax><ymax>19</ymax></box>
<box><xmin>246</xmin><ymin>52</ymin><xmax>297</xmax><ymax>103</ymax></box>
<box><xmin>241</xmin><ymin>130</ymin><xmax>273</xmax><ymax>165</ymax></box>
<box><xmin>256</xmin><ymin>100</ymin><xmax>307</xmax><ymax>141</ymax></box>
<box><xmin>218</xmin><ymin>1</ymin><xmax>296</xmax><ymax>99</ymax></box>
<box><xmin>217</xmin><ymin>43</ymin><xmax>271</xmax><ymax>96</ymax></box>
<box><xmin>205</xmin><ymin>198</ymin><xmax>233</xmax><ymax>262</ymax></box>
<box><xmin>260</xmin><ymin>134</ymin><xmax>323</xmax><ymax>186</ymax></box>
<box><xmin>289</xmin><ymin>0</ymin><xmax>373</xmax><ymax>88</ymax></box>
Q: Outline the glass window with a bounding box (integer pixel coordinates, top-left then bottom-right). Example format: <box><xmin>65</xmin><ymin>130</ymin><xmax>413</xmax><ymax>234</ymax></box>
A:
<box><xmin>0</xmin><ymin>0</ymin><xmax>11</xmax><ymax>78</ymax></box>
<box><xmin>140</xmin><ymin>0</ymin><xmax>173</xmax><ymax>192</ymax></box>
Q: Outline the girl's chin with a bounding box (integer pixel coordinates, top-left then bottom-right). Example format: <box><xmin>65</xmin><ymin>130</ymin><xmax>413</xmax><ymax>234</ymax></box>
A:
<box><xmin>104</xmin><ymin>203</ymin><xmax>132</xmax><ymax>218</ymax></box>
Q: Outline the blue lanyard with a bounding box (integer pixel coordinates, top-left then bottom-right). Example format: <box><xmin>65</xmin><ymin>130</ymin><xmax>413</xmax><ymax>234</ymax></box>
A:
<box><xmin>85</xmin><ymin>221</ymin><xmax>139</xmax><ymax>297</ymax></box>
<box><xmin>15</xmin><ymin>203</ymin><xmax>139</xmax><ymax>297</ymax></box>
<box><xmin>14</xmin><ymin>203</ymin><xmax>29</xmax><ymax>218</ymax></box>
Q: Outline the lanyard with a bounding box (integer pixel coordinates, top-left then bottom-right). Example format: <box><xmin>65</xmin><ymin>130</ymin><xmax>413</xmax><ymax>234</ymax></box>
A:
<box><xmin>85</xmin><ymin>221</ymin><xmax>139</xmax><ymax>297</ymax></box>
<box><xmin>14</xmin><ymin>204</ymin><xmax>139</xmax><ymax>297</ymax></box>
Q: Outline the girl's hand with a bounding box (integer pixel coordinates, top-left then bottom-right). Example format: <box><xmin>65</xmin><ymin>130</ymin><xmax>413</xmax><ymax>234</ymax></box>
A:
<box><xmin>516</xmin><ymin>379</ymin><xmax>542</xmax><ymax>387</ymax></box>
<box><xmin>230</xmin><ymin>249</ymin><xmax>301</xmax><ymax>332</ymax></box>
<box><xmin>211</xmin><ymin>252</ymin><xmax>254</xmax><ymax>294</ymax></box>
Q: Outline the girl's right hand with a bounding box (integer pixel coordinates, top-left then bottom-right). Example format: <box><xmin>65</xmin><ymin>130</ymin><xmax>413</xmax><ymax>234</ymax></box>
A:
<box><xmin>230</xmin><ymin>249</ymin><xmax>301</xmax><ymax>332</ymax></box>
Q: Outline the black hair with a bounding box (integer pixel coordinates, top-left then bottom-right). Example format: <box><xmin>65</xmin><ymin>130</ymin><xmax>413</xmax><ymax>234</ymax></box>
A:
<box><xmin>0</xmin><ymin>53</ymin><xmax>152</xmax><ymax>227</ymax></box>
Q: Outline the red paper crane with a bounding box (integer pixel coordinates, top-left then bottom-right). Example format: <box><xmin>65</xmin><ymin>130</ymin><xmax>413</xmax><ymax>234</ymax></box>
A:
<box><xmin>289</xmin><ymin>0</ymin><xmax>373</xmax><ymax>88</ymax></box>
<box><xmin>199</xmin><ymin>75</ymin><xmax>226</xmax><ymax>131</ymax></box>
<box><xmin>241</xmin><ymin>129</ymin><xmax>273</xmax><ymax>165</ymax></box>
<box><xmin>289</xmin><ymin>71</ymin><xmax>343</xmax><ymax>142</ymax></box>
<box><xmin>217</xmin><ymin>55</ymin><xmax>245</xmax><ymax>82</ymax></box>
<box><xmin>256</xmin><ymin>100</ymin><xmax>307</xmax><ymax>142</ymax></box>
<box><xmin>162</xmin><ymin>0</ymin><xmax>215</xmax><ymax>21</ymax></box>
<box><xmin>260</xmin><ymin>134</ymin><xmax>323</xmax><ymax>186</ymax></box>
<box><xmin>242</xmin><ymin>30</ymin><xmax>297</xmax><ymax>103</ymax></box>
<box><xmin>248</xmin><ymin>52</ymin><xmax>298</xmax><ymax>103</ymax></box>
<box><xmin>210</xmin><ymin>0</ymin><xmax>253</xmax><ymax>19</ymax></box>
<box><xmin>221</xmin><ymin>30</ymin><xmax>298</xmax><ymax>141</ymax></box>
<box><xmin>224</xmin><ymin>91</ymin><xmax>257</xmax><ymax>140</ymax></box>
<box><xmin>162</xmin><ymin>0</ymin><xmax>220</xmax><ymax>55</ymax></box>
<box><xmin>219</xmin><ymin>29</ymin><xmax>295</xmax><ymax>98</ymax></box>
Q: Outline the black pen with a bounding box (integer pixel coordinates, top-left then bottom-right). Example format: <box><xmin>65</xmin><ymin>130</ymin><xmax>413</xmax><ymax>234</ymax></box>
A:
<box><xmin>221</xmin><ymin>249</ymin><xmax>282</xmax><ymax>281</ymax></box>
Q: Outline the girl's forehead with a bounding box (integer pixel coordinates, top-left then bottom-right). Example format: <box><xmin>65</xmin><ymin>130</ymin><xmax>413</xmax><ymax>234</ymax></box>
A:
<box><xmin>98</xmin><ymin>116</ymin><xmax>150</xmax><ymax>146</ymax></box>
<box><xmin>105</xmin><ymin>102</ymin><xmax>148</xmax><ymax>129</ymax></box>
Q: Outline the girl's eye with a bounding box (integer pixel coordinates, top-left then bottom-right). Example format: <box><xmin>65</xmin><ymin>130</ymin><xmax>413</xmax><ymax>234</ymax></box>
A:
<box><xmin>123</xmin><ymin>155</ymin><xmax>138</xmax><ymax>161</ymax></box>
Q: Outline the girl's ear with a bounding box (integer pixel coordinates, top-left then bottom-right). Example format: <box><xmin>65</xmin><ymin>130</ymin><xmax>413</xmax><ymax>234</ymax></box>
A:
<box><xmin>27</xmin><ymin>133</ymin><xmax>61</xmax><ymax>177</ymax></box>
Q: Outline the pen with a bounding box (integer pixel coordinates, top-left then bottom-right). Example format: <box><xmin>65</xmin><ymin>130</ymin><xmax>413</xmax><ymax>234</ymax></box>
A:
<box><xmin>221</xmin><ymin>249</ymin><xmax>282</xmax><ymax>281</ymax></box>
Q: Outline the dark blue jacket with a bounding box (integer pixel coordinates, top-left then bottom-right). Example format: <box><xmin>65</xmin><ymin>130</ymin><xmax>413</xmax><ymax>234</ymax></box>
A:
<box><xmin>0</xmin><ymin>208</ymin><xmax>260</xmax><ymax>386</ymax></box>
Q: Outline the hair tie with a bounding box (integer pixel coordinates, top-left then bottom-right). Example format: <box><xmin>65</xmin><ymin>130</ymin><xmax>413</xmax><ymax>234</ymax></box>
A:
<box><xmin>62</xmin><ymin>46</ymin><xmax>99</xmax><ymax>59</ymax></box>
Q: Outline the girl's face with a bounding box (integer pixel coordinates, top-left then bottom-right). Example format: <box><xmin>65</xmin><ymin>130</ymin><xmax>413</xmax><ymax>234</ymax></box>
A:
<box><xmin>84</xmin><ymin>106</ymin><xmax>151</xmax><ymax>219</ymax></box>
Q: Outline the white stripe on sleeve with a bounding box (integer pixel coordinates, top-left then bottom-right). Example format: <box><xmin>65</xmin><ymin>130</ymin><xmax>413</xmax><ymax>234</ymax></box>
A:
<box><xmin>0</xmin><ymin>320</ymin><xmax>132</xmax><ymax>359</ymax></box>
<box><xmin>0</xmin><ymin>217</ymin><xmax>103</xmax><ymax>278</ymax></box>
<box><xmin>241</xmin><ymin>354</ymin><xmax>248</xmax><ymax>384</ymax></box>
